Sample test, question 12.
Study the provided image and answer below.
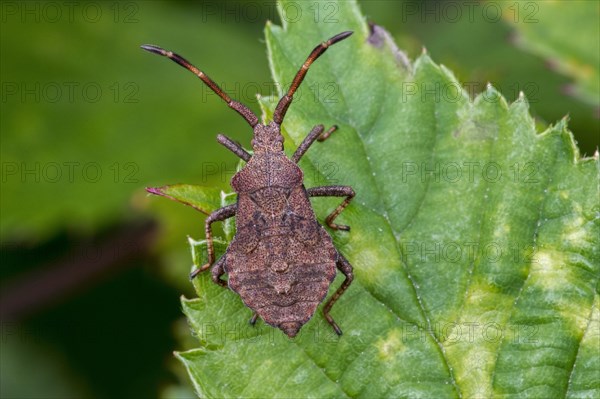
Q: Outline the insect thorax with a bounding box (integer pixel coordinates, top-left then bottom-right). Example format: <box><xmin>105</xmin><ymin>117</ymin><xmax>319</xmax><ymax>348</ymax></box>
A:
<box><xmin>230</xmin><ymin>152</ymin><xmax>303</xmax><ymax>193</ymax></box>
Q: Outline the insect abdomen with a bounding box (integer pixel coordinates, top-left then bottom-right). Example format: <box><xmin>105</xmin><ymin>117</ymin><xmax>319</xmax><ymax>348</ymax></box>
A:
<box><xmin>226</xmin><ymin>227</ymin><xmax>337</xmax><ymax>337</ymax></box>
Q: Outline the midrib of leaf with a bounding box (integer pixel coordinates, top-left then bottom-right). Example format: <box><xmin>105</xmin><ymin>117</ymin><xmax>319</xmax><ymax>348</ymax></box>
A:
<box><xmin>565</xmin><ymin>294</ymin><xmax>598</xmax><ymax>395</ymax></box>
<box><xmin>364</xmin><ymin>57</ymin><xmax>464</xmax><ymax>397</ymax></box>
<box><xmin>392</xmin><ymin>71</ymin><xmax>463</xmax><ymax>396</ymax></box>
<box><xmin>567</xmin><ymin>292</ymin><xmax>600</xmax><ymax>398</ymax></box>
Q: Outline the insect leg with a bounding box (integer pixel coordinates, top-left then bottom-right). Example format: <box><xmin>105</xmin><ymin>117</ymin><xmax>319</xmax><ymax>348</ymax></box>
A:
<box><xmin>307</xmin><ymin>185</ymin><xmax>355</xmax><ymax>231</ymax></box>
<box><xmin>217</xmin><ymin>134</ymin><xmax>251</xmax><ymax>162</ymax></box>
<box><xmin>273</xmin><ymin>31</ymin><xmax>353</xmax><ymax>124</ymax></box>
<box><xmin>323</xmin><ymin>253</ymin><xmax>354</xmax><ymax>335</ymax></box>
<box><xmin>141</xmin><ymin>45</ymin><xmax>258</xmax><ymax>127</ymax></box>
<box><xmin>249</xmin><ymin>313</ymin><xmax>259</xmax><ymax>325</ymax></box>
<box><xmin>210</xmin><ymin>255</ymin><xmax>228</xmax><ymax>288</ymax></box>
<box><xmin>292</xmin><ymin>125</ymin><xmax>337</xmax><ymax>163</ymax></box>
<box><xmin>190</xmin><ymin>204</ymin><xmax>237</xmax><ymax>280</ymax></box>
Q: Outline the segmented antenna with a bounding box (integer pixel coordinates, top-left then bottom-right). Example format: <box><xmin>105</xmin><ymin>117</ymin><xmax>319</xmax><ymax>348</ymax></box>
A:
<box><xmin>273</xmin><ymin>31</ymin><xmax>353</xmax><ymax>124</ymax></box>
<box><xmin>141</xmin><ymin>44</ymin><xmax>258</xmax><ymax>127</ymax></box>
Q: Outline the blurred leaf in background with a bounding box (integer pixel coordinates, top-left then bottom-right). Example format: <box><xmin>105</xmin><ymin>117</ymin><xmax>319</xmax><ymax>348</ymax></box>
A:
<box><xmin>0</xmin><ymin>1</ymin><xmax>271</xmax><ymax>244</ymax></box>
<box><xmin>500</xmin><ymin>0</ymin><xmax>600</xmax><ymax>108</ymax></box>
<box><xmin>362</xmin><ymin>0</ymin><xmax>599</xmax><ymax>155</ymax></box>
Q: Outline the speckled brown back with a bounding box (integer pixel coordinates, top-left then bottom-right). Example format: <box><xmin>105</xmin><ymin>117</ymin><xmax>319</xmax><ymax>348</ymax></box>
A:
<box><xmin>225</xmin><ymin>154</ymin><xmax>338</xmax><ymax>337</ymax></box>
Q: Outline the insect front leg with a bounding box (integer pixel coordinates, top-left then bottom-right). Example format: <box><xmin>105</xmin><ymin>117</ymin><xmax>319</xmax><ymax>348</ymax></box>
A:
<box><xmin>292</xmin><ymin>124</ymin><xmax>337</xmax><ymax>163</ymax></box>
<box><xmin>217</xmin><ymin>134</ymin><xmax>251</xmax><ymax>162</ymax></box>
<box><xmin>323</xmin><ymin>253</ymin><xmax>354</xmax><ymax>335</ymax></box>
<box><xmin>190</xmin><ymin>204</ymin><xmax>237</xmax><ymax>280</ymax></box>
<box><xmin>307</xmin><ymin>185</ymin><xmax>355</xmax><ymax>231</ymax></box>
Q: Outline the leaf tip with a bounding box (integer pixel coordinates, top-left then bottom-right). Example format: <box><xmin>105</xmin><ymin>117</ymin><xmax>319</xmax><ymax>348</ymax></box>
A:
<box><xmin>542</xmin><ymin>115</ymin><xmax>583</xmax><ymax>163</ymax></box>
<box><xmin>485</xmin><ymin>82</ymin><xmax>503</xmax><ymax>100</ymax></box>
<box><xmin>180</xmin><ymin>295</ymin><xmax>200</xmax><ymax>313</ymax></box>
<box><xmin>556</xmin><ymin>114</ymin><xmax>570</xmax><ymax>132</ymax></box>
<box><xmin>187</xmin><ymin>235</ymin><xmax>199</xmax><ymax>246</ymax></box>
<box><xmin>145</xmin><ymin>186</ymin><xmax>164</xmax><ymax>196</ymax></box>
<box><xmin>511</xmin><ymin>89</ymin><xmax>530</xmax><ymax>111</ymax></box>
<box><xmin>172</xmin><ymin>349</ymin><xmax>193</xmax><ymax>363</ymax></box>
<box><xmin>414</xmin><ymin>51</ymin><xmax>435</xmax><ymax>71</ymax></box>
<box><xmin>471</xmin><ymin>82</ymin><xmax>508</xmax><ymax>110</ymax></box>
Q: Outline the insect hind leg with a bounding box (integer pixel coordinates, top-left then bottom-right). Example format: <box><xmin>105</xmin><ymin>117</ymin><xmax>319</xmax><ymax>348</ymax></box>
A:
<box><xmin>210</xmin><ymin>255</ymin><xmax>228</xmax><ymax>288</ymax></box>
<box><xmin>200</xmin><ymin>204</ymin><xmax>237</xmax><ymax>276</ymax></box>
<box><xmin>307</xmin><ymin>185</ymin><xmax>355</xmax><ymax>230</ymax></box>
<box><xmin>323</xmin><ymin>252</ymin><xmax>354</xmax><ymax>335</ymax></box>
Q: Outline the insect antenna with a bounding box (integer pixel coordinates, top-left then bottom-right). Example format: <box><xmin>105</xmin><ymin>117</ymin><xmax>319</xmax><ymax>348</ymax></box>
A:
<box><xmin>141</xmin><ymin>44</ymin><xmax>259</xmax><ymax>127</ymax></box>
<box><xmin>272</xmin><ymin>31</ymin><xmax>353</xmax><ymax>125</ymax></box>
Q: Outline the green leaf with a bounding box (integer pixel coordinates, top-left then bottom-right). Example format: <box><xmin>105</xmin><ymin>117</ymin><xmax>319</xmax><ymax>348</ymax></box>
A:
<box><xmin>500</xmin><ymin>1</ymin><xmax>600</xmax><ymax>107</ymax></box>
<box><xmin>148</xmin><ymin>184</ymin><xmax>237</xmax><ymax>242</ymax></box>
<box><xmin>163</xmin><ymin>1</ymin><xmax>599</xmax><ymax>397</ymax></box>
<box><xmin>146</xmin><ymin>184</ymin><xmax>222</xmax><ymax>215</ymax></box>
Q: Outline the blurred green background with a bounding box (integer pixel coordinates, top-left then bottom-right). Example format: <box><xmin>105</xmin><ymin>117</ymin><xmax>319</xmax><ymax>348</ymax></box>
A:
<box><xmin>1</xmin><ymin>1</ymin><xmax>598</xmax><ymax>397</ymax></box>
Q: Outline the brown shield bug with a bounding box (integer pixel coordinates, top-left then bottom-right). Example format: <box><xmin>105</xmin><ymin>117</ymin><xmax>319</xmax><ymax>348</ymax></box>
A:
<box><xmin>142</xmin><ymin>31</ymin><xmax>355</xmax><ymax>338</ymax></box>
